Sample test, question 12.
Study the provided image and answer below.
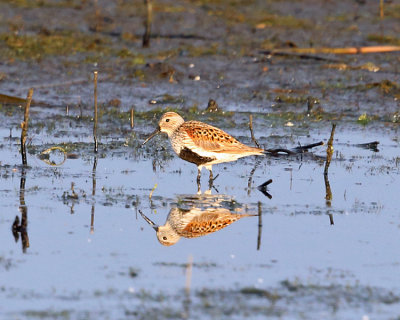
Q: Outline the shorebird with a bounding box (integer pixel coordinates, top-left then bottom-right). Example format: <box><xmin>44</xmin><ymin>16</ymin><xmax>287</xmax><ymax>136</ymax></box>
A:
<box><xmin>142</xmin><ymin>112</ymin><xmax>264</xmax><ymax>184</ymax></box>
<box><xmin>140</xmin><ymin>208</ymin><xmax>255</xmax><ymax>246</ymax></box>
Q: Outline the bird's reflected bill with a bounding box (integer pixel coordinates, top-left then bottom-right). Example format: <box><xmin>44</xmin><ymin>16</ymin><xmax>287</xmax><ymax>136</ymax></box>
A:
<box><xmin>139</xmin><ymin>210</ymin><xmax>159</xmax><ymax>231</ymax></box>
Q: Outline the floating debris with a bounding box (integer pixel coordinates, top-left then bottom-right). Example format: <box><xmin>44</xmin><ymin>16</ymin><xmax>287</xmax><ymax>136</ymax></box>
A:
<box><xmin>205</xmin><ymin>99</ymin><xmax>219</xmax><ymax>113</ymax></box>
<box><xmin>355</xmin><ymin>141</ymin><xmax>380</xmax><ymax>152</ymax></box>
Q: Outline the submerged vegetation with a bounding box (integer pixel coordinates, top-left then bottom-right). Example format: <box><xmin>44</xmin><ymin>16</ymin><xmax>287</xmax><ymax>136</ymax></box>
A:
<box><xmin>0</xmin><ymin>31</ymin><xmax>110</xmax><ymax>60</ymax></box>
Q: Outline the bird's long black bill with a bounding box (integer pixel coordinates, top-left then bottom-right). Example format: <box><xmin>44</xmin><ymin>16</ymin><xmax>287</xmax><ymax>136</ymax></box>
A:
<box><xmin>139</xmin><ymin>210</ymin><xmax>158</xmax><ymax>231</ymax></box>
<box><xmin>142</xmin><ymin>128</ymin><xmax>160</xmax><ymax>146</ymax></box>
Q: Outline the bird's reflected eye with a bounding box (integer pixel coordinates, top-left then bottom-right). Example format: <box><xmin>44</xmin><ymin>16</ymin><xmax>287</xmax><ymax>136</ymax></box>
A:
<box><xmin>163</xmin><ymin>236</ymin><xmax>167</xmax><ymax>240</ymax></box>
<box><xmin>165</xmin><ymin>119</ymin><xmax>170</xmax><ymax>122</ymax></box>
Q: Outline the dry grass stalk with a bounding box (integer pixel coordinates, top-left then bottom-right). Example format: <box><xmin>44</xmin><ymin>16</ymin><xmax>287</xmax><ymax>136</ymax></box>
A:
<box><xmin>20</xmin><ymin>88</ymin><xmax>34</xmax><ymax>166</ymax></box>
<box><xmin>143</xmin><ymin>0</ymin><xmax>152</xmax><ymax>48</ymax></box>
<box><xmin>249</xmin><ymin>114</ymin><xmax>261</xmax><ymax>148</ymax></box>
<box><xmin>272</xmin><ymin>45</ymin><xmax>400</xmax><ymax>55</ymax></box>
<box><xmin>324</xmin><ymin>123</ymin><xmax>336</xmax><ymax>176</ymax></box>
<box><xmin>130</xmin><ymin>107</ymin><xmax>135</xmax><ymax>129</ymax></box>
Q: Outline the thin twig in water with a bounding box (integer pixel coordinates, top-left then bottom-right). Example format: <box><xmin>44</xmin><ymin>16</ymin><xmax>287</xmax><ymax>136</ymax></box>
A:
<box><xmin>293</xmin><ymin>141</ymin><xmax>324</xmax><ymax>153</ymax></box>
<box><xmin>355</xmin><ymin>141</ymin><xmax>379</xmax><ymax>152</ymax></box>
<box><xmin>324</xmin><ymin>124</ymin><xmax>336</xmax><ymax>225</ymax></box>
<box><xmin>93</xmin><ymin>71</ymin><xmax>98</xmax><ymax>153</ymax></box>
<box><xmin>265</xmin><ymin>141</ymin><xmax>323</xmax><ymax>156</ymax></box>
<box><xmin>130</xmin><ymin>107</ymin><xmax>135</xmax><ymax>129</ymax></box>
<box><xmin>20</xmin><ymin>88</ymin><xmax>34</xmax><ymax>166</ymax></box>
<box><xmin>324</xmin><ymin>123</ymin><xmax>336</xmax><ymax>176</ymax></box>
<box><xmin>249</xmin><ymin>114</ymin><xmax>261</xmax><ymax>149</ymax></box>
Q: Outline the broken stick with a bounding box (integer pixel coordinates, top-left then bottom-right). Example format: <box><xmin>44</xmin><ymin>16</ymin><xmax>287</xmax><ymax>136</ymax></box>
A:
<box><xmin>20</xmin><ymin>88</ymin><xmax>34</xmax><ymax>166</ymax></box>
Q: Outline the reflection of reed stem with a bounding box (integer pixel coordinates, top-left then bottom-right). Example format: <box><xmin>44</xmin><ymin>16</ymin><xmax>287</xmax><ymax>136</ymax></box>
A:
<box><xmin>183</xmin><ymin>254</ymin><xmax>193</xmax><ymax>319</ymax></box>
<box><xmin>91</xmin><ymin>205</ymin><xmax>95</xmax><ymax>234</ymax></box>
<box><xmin>257</xmin><ymin>202</ymin><xmax>262</xmax><ymax>250</ymax></box>
<box><xmin>247</xmin><ymin>160</ymin><xmax>260</xmax><ymax>196</ymax></box>
<box><xmin>91</xmin><ymin>156</ymin><xmax>98</xmax><ymax>234</ymax></box>
<box><xmin>324</xmin><ymin>173</ymin><xmax>332</xmax><ymax>204</ymax></box>
<box><xmin>93</xmin><ymin>71</ymin><xmax>98</xmax><ymax>153</ymax></box>
<box><xmin>149</xmin><ymin>183</ymin><xmax>157</xmax><ymax>200</ymax></box>
<box><xmin>143</xmin><ymin>0</ymin><xmax>152</xmax><ymax>48</ymax></box>
<box><xmin>185</xmin><ymin>255</ymin><xmax>193</xmax><ymax>295</ymax></box>
<box><xmin>15</xmin><ymin>169</ymin><xmax>30</xmax><ymax>252</ymax></box>
<box><xmin>328</xmin><ymin>213</ymin><xmax>334</xmax><ymax>225</ymax></box>
<box><xmin>324</xmin><ymin>124</ymin><xmax>335</xmax><ymax>225</ymax></box>
<box><xmin>20</xmin><ymin>205</ymin><xmax>29</xmax><ymax>251</ymax></box>
<box><xmin>21</xmin><ymin>88</ymin><xmax>33</xmax><ymax>166</ymax></box>
<box><xmin>249</xmin><ymin>114</ymin><xmax>261</xmax><ymax>149</ymax></box>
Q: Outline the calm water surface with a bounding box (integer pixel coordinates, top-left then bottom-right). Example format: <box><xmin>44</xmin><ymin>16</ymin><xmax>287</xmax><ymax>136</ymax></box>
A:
<box><xmin>1</xmin><ymin>121</ymin><xmax>399</xmax><ymax>319</ymax></box>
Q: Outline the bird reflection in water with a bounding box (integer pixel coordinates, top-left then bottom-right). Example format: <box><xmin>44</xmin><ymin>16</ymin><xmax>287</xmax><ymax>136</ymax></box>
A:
<box><xmin>140</xmin><ymin>194</ymin><xmax>256</xmax><ymax>246</ymax></box>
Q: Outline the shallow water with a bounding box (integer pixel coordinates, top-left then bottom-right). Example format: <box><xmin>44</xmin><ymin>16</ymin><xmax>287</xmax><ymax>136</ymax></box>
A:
<box><xmin>1</xmin><ymin>114</ymin><xmax>400</xmax><ymax>319</ymax></box>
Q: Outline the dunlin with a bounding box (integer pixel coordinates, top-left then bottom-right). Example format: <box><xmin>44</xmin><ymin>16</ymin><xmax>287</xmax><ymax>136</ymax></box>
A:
<box><xmin>140</xmin><ymin>208</ymin><xmax>255</xmax><ymax>246</ymax></box>
<box><xmin>142</xmin><ymin>112</ymin><xmax>264</xmax><ymax>183</ymax></box>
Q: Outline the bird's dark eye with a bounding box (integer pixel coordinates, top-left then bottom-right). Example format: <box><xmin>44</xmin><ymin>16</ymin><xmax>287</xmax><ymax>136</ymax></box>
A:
<box><xmin>163</xmin><ymin>236</ymin><xmax>167</xmax><ymax>240</ymax></box>
<box><xmin>165</xmin><ymin>119</ymin><xmax>170</xmax><ymax>122</ymax></box>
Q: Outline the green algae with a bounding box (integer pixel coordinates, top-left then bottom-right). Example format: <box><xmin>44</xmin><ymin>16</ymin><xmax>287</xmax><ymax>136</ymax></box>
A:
<box><xmin>357</xmin><ymin>113</ymin><xmax>374</xmax><ymax>126</ymax></box>
<box><xmin>116</xmin><ymin>48</ymin><xmax>146</xmax><ymax>66</ymax></box>
<box><xmin>0</xmin><ymin>0</ymin><xmax>82</xmax><ymax>9</ymax></box>
<box><xmin>365</xmin><ymin>80</ymin><xmax>400</xmax><ymax>97</ymax></box>
<box><xmin>253</xmin><ymin>13</ymin><xmax>312</xmax><ymax>29</ymax></box>
<box><xmin>23</xmin><ymin>309</ymin><xmax>71</xmax><ymax>319</ymax></box>
<box><xmin>274</xmin><ymin>95</ymin><xmax>310</xmax><ymax>104</ymax></box>
<box><xmin>0</xmin><ymin>31</ymin><xmax>111</xmax><ymax>60</ymax></box>
<box><xmin>367</xmin><ymin>34</ymin><xmax>400</xmax><ymax>46</ymax></box>
<box><xmin>385</xmin><ymin>4</ymin><xmax>400</xmax><ymax>19</ymax></box>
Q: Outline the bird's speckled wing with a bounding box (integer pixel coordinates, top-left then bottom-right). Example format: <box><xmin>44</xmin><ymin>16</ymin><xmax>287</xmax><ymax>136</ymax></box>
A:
<box><xmin>179</xmin><ymin>210</ymin><xmax>250</xmax><ymax>238</ymax></box>
<box><xmin>180</xmin><ymin>121</ymin><xmax>262</xmax><ymax>154</ymax></box>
